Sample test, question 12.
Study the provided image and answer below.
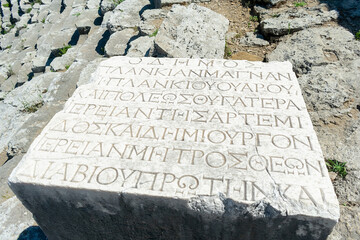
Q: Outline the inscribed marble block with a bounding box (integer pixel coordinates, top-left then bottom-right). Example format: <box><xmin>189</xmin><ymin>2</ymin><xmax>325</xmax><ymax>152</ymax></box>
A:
<box><xmin>9</xmin><ymin>57</ymin><xmax>340</xmax><ymax>240</ymax></box>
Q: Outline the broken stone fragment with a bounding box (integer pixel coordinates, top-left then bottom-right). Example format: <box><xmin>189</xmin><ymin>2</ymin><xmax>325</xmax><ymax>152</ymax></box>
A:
<box><xmin>259</xmin><ymin>5</ymin><xmax>339</xmax><ymax>38</ymax></box>
<box><xmin>75</xmin><ymin>18</ymin><xmax>92</xmax><ymax>35</ymax></box>
<box><xmin>106</xmin><ymin>0</ymin><xmax>152</xmax><ymax>33</ymax></box>
<box><xmin>104</xmin><ymin>28</ymin><xmax>138</xmax><ymax>57</ymax></box>
<box><xmin>239</xmin><ymin>32</ymin><xmax>269</xmax><ymax>47</ymax></box>
<box><xmin>141</xmin><ymin>9</ymin><xmax>168</xmax><ymax>21</ymax></box>
<box><xmin>31</xmin><ymin>57</ymin><xmax>47</xmax><ymax>73</ymax></box>
<box><xmin>160</xmin><ymin>0</ymin><xmax>211</xmax><ymax>7</ymax></box>
<box><xmin>155</xmin><ymin>3</ymin><xmax>229</xmax><ymax>58</ymax></box>
<box><xmin>126</xmin><ymin>36</ymin><xmax>155</xmax><ymax>57</ymax></box>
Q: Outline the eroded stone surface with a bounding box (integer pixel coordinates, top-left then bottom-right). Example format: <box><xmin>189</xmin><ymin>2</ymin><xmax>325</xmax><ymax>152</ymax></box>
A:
<box><xmin>9</xmin><ymin>57</ymin><xmax>339</xmax><ymax>240</ymax></box>
<box><xmin>155</xmin><ymin>4</ymin><xmax>229</xmax><ymax>58</ymax></box>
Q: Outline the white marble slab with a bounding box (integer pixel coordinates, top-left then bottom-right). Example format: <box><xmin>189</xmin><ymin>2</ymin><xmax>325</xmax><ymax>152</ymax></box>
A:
<box><xmin>9</xmin><ymin>57</ymin><xmax>340</xmax><ymax>240</ymax></box>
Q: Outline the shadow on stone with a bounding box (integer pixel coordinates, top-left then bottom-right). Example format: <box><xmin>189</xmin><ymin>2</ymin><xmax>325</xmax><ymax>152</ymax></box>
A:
<box><xmin>17</xmin><ymin>226</ymin><xmax>48</xmax><ymax>240</ymax></box>
<box><xmin>95</xmin><ymin>30</ymin><xmax>111</xmax><ymax>55</ymax></box>
<box><xmin>318</xmin><ymin>0</ymin><xmax>359</xmax><ymax>34</ymax></box>
<box><xmin>68</xmin><ymin>30</ymin><xmax>80</xmax><ymax>46</ymax></box>
<box><xmin>13</xmin><ymin>184</ymin><xmax>337</xmax><ymax>240</ymax></box>
<box><xmin>139</xmin><ymin>4</ymin><xmax>152</xmax><ymax>17</ymax></box>
<box><xmin>60</xmin><ymin>0</ymin><xmax>66</xmax><ymax>14</ymax></box>
<box><xmin>94</xmin><ymin>16</ymin><xmax>102</xmax><ymax>26</ymax></box>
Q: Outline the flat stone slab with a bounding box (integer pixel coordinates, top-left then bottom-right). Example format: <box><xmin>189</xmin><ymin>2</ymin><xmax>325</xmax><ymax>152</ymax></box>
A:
<box><xmin>9</xmin><ymin>57</ymin><xmax>339</xmax><ymax>240</ymax></box>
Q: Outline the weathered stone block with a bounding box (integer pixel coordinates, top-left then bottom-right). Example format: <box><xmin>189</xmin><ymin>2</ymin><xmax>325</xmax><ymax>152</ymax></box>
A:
<box><xmin>9</xmin><ymin>57</ymin><xmax>339</xmax><ymax>240</ymax></box>
<box><xmin>155</xmin><ymin>4</ymin><xmax>229</xmax><ymax>58</ymax></box>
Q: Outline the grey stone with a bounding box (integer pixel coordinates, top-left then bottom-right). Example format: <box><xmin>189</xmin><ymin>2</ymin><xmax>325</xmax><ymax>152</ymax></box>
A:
<box><xmin>0</xmin><ymin>196</ymin><xmax>36</xmax><ymax>240</ymax></box>
<box><xmin>104</xmin><ymin>28</ymin><xmax>137</xmax><ymax>57</ymax></box>
<box><xmin>0</xmin><ymin>32</ymin><xmax>16</xmax><ymax>51</ymax></box>
<box><xmin>268</xmin><ymin>26</ymin><xmax>360</xmax><ymax>172</ymax></box>
<box><xmin>3</xmin><ymin>72</ymin><xmax>60</xmax><ymax>110</ymax></box>
<box><xmin>31</xmin><ymin>57</ymin><xmax>47</xmax><ymax>73</ymax></box>
<box><xmin>71</xmin><ymin>9</ymin><xmax>99</xmax><ymax>35</ymax></box>
<box><xmin>268</xmin><ymin>27</ymin><xmax>360</xmax><ymax>74</ymax></box>
<box><xmin>0</xmin><ymin>72</ymin><xmax>61</xmax><ymax>156</ymax></box>
<box><xmin>75</xmin><ymin>18</ymin><xmax>92</xmax><ymax>34</ymax></box>
<box><xmin>48</xmin><ymin>0</ymin><xmax>63</xmax><ymax>13</ymax></box>
<box><xmin>75</xmin><ymin>27</ymin><xmax>106</xmax><ymax>61</ymax></box>
<box><xmin>0</xmin><ymin>75</ymin><xmax>17</xmax><ymax>92</ymax></box>
<box><xmin>77</xmin><ymin>58</ymin><xmax>104</xmax><ymax>87</ymax></box>
<box><xmin>100</xmin><ymin>0</ymin><xmax>117</xmax><ymax>15</ymax></box>
<box><xmin>0</xmin><ymin>155</ymin><xmax>23</xmax><ymax>203</ymax></box>
<box><xmin>10</xmin><ymin>0</ymin><xmax>21</xmax><ymax>22</ymax></box>
<box><xmin>72</xmin><ymin>0</ymin><xmax>87</xmax><ymax>8</ymax></box>
<box><xmin>86</xmin><ymin>0</ymin><xmax>101</xmax><ymax>9</ymax></box>
<box><xmin>36</xmin><ymin>9</ymin><xmax>50</xmax><ymax>23</ymax></box>
<box><xmin>9</xmin><ymin>57</ymin><xmax>339</xmax><ymax>239</ymax></box>
<box><xmin>0</xmin><ymin>65</ymin><xmax>11</xmax><ymax>83</ymax></box>
<box><xmin>106</xmin><ymin>10</ymin><xmax>140</xmax><ymax>33</ymax></box>
<box><xmin>126</xmin><ymin>36</ymin><xmax>155</xmax><ymax>57</ymax></box>
<box><xmin>50</xmin><ymin>54</ymin><xmax>75</xmax><ymax>71</ymax></box>
<box><xmin>21</xmin><ymin>24</ymin><xmax>42</xmax><ymax>50</ymax></box>
<box><xmin>239</xmin><ymin>32</ymin><xmax>269</xmax><ymax>46</ymax></box>
<box><xmin>260</xmin><ymin>5</ymin><xmax>339</xmax><ymax>37</ymax></box>
<box><xmin>43</xmin><ymin>60</ymin><xmax>90</xmax><ymax>103</ymax></box>
<box><xmin>141</xmin><ymin>9</ymin><xmax>168</xmax><ymax>20</ymax></box>
<box><xmin>15</xmin><ymin>63</ymin><xmax>33</xmax><ymax>86</ymax></box>
<box><xmin>21</xmin><ymin>51</ymin><xmax>37</xmax><ymax>65</ymax></box>
<box><xmin>139</xmin><ymin>9</ymin><xmax>166</xmax><ymax>36</ymax></box>
<box><xmin>160</xmin><ymin>0</ymin><xmax>211</xmax><ymax>6</ymax></box>
<box><xmin>155</xmin><ymin>4</ymin><xmax>229</xmax><ymax>58</ymax></box>
<box><xmin>328</xmin><ymin>205</ymin><xmax>360</xmax><ymax>240</ymax></box>
<box><xmin>106</xmin><ymin>0</ymin><xmax>150</xmax><ymax>33</ymax></box>
<box><xmin>114</xmin><ymin>0</ymin><xmax>150</xmax><ymax>13</ymax></box>
<box><xmin>297</xmin><ymin>63</ymin><xmax>360</xmax><ymax>169</ymax></box>
<box><xmin>1</xmin><ymin>6</ymin><xmax>11</xmax><ymax>26</ymax></box>
<box><xmin>138</xmin><ymin>21</ymin><xmax>158</xmax><ymax>36</ymax></box>
<box><xmin>7</xmin><ymin>102</ymin><xmax>65</xmax><ymax>158</ymax></box>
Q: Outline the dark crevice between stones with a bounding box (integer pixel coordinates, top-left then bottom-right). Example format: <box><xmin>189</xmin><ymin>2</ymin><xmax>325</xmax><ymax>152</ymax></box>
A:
<box><xmin>94</xmin><ymin>0</ymin><xmax>103</xmax><ymax>25</ymax></box>
<box><xmin>44</xmin><ymin>30</ymin><xmax>79</xmax><ymax>67</ymax></box>
<box><xmin>68</xmin><ymin>30</ymin><xmax>80</xmax><ymax>46</ymax></box>
<box><xmin>27</xmin><ymin>72</ymin><xmax>34</xmax><ymax>81</ymax></box>
<box><xmin>356</xmin><ymin>105</ymin><xmax>360</xmax><ymax>112</ymax></box>
<box><xmin>139</xmin><ymin>4</ymin><xmax>152</xmax><ymax>17</ymax></box>
<box><xmin>94</xmin><ymin>16</ymin><xmax>102</xmax><ymax>26</ymax></box>
<box><xmin>98</xmin><ymin>0</ymin><xmax>103</xmax><ymax>15</ymax></box>
<box><xmin>95</xmin><ymin>30</ymin><xmax>110</xmax><ymax>55</ymax></box>
<box><xmin>14</xmin><ymin>81</ymin><xmax>25</xmax><ymax>88</ymax></box>
<box><xmin>124</xmin><ymin>34</ymin><xmax>141</xmax><ymax>56</ymax></box>
<box><xmin>60</xmin><ymin>0</ymin><xmax>66</xmax><ymax>14</ymax></box>
<box><xmin>4</xmin><ymin>152</ymin><xmax>14</xmax><ymax>165</ymax></box>
<box><xmin>7</xmin><ymin>2</ymin><xmax>17</xmax><ymax>26</ymax></box>
<box><xmin>0</xmin><ymin>4</ymin><xmax>3</xmax><ymax>21</ymax></box>
<box><xmin>45</xmin><ymin>54</ymin><xmax>55</xmax><ymax>67</ymax></box>
<box><xmin>17</xmin><ymin>0</ymin><xmax>24</xmax><ymax>16</ymax></box>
